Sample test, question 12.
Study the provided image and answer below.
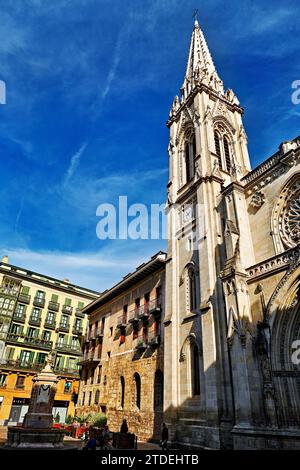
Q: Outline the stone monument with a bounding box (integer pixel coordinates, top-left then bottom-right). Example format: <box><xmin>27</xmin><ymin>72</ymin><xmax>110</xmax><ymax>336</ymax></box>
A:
<box><xmin>5</xmin><ymin>351</ymin><xmax>66</xmax><ymax>449</ymax></box>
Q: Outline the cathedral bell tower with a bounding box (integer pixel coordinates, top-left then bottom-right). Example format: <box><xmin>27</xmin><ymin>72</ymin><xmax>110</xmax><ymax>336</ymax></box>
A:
<box><xmin>164</xmin><ymin>20</ymin><xmax>256</xmax><ymax>449</ymax></box>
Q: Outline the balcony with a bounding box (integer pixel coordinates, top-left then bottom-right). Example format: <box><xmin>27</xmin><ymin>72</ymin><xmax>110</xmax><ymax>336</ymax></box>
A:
<box><xmin>1</xmin><ymin>359</ymin><xmax>43</xmax><ymax>374</ymax></box>
<box><xmin>75</xmin><ymin>308</ymin><xmax>85</xmax><ymax>318</ymax></box>
<box><xmin>148</xmin><ymin>331</ymin><xmax>161</xmax><ymax>348</ymax></box>
<box><xmin>44</xmin><ymin>319</ymin><xmax>56</xmax><ymax>330</ymax></box>
<box><xmin>96</xmin><ymin>327</ymin><xmax>104</xmax><ymax>338</ymax></box>
<box><xmin>148</xmin><ymin>298</ymin><xmax>162</xmax><ymax>316</ymax></box>
<box><xmin>117</xmin><ymin>315</ymin><xmax>127</xmax><ymax>329</ymax></box>
<box><xmin>89</xmin><ymin>331</ymin><xmax>96</xmax><ymax>341</ymax></box>
<box><xmin>58</xmin><ymin>322</ymin><xmax>70</xmax><ymax>333</ymax></box>
<box><xmin>128</xmin><ymin>310</ymin><xmax>139</xmax><ymax>325</ymax></box>
<box><xmin>55</xmin><ymin>342</ymin><xmax>82</xmax><ymax>355</ymax></box>
<box><xmin>78</xmin><ymin>351</ymin><xmax>101</xmax><ymax>366</ymax></box>
<box><xmin>54</xmin><ymin>366</ymin><xmax>80</xmax><ymax>378</ymax></box>
<box><xmin>18</xmin><ymin>293</ymin><xmax>31</xmax><ymax>304</ymax></box>
<box><xmin>33</xmin><ymin>297</ymin><xmax>45</xmax><ymax>308</ymax></box>
<box><xmin>12</xmin><ymin>312</ymin><xmax>26</xmax><ymax>323</ymax></box>
<box><xmin>6</xmin><ymin>334</ymin><xmax>53</xmax><ymax>350</ymax></box>
<box><xmin>62</xmin><ymin>305</ymin><xmax>73</xmax><ymax>315</ymax></box>
<box><xmin>137</xmin><ymin>304</ymin><xmax>149</xmax><ymax>320</ymax></box>
<box><xmin>48</xmin><ymin>301</ymin><xmax>60</xmax><ymax>312</ymax></box>
<box><xmin>134</xmin><ymin>337</ymin><xmax>147</xmax><ymax>352</ymax></box>
<box><xmin>72</xmin><ymin>325</ymin><xmax>83</xmax><ymax>335</ymax></box>
<box><xmin>0</xmin><ymin>287</ymin><xmax>18</xmax><ymax>297</ymax></box>
<box><xmin>28</xmin><ymin>316</ymin><xmax>41</xmax><ymax>327</ymax></box>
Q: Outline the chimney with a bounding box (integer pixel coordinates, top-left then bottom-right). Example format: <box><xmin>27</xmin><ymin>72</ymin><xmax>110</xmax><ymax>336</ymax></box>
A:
<box><xmin>1</xmin><ymin>255</ymin><xmax>9</xmax><ymax>264</ymax></box>
<box><xmin>63</xmin><ymin>278</ymin><xmax>70</xmax><ymax>283</ymax></box>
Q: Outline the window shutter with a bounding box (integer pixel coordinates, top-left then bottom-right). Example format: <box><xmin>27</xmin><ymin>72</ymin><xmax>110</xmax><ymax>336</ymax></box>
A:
<box><xmin>51</xmin><ymin>294</ymin><xmax>59</xmax><ymax>302</ymax></box>
<box><xmin>21</xmin><ymin>286</ymin><xmax>30</xmax><ymax>294</ymax></box>
<box><xmin>65</xmin><ymin>298</ymin><xmax>72</xmax><ymax>306</ymax></box>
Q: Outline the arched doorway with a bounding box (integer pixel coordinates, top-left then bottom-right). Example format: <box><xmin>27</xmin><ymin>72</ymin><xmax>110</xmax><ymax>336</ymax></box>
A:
<box><xmin>270</xmin><ymin>274</ymin><xmax>300</xmax><ymax>427</ymax></box>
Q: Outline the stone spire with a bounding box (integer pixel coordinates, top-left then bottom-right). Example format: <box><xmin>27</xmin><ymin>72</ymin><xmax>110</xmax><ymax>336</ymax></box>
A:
<box><xmin>180</xmin><ymin>20</ymin><xmax>224</xmax><ymax>100</ymax></box>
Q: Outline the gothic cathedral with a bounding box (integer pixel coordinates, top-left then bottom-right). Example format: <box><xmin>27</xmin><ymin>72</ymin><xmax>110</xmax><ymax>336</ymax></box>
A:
<box><xmin>164</xmin><ymin>20</ymin><xmax>300</xmax><ymax>449</ymax></box>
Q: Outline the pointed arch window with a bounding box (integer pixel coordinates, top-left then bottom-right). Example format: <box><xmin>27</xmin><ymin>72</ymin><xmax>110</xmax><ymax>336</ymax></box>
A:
<box><xmin>191</xmin><ymin>343</ymin><xmax>200</xmax><ymax>396</ymax></box>
<box><xmin>120</xmin><ymin>376</ymin><xmax>125</xmax><ymax>408</ymax></box>
<box><xmin>188</xmin><ymin>267</ymin><xmax>196</xmax><ymax>312</ymax></box>
<box><xmin>214</xmin><ymin>131</ymin><xmax>222</xmax><ymax>169</ymax></box>
<box><xmin>223</xmin><ymin>136</ymin><xmax>231</xmax><ymax>172</ymax></box>
<box><xmin>134</xmin><ymin>373</ymin><xmax>141</xmax><ymax>409</ymax></box>
<box><xmin>185</xmin><ymin>142</ymin><xmax>191</xmax><ymax>182</ymax></box>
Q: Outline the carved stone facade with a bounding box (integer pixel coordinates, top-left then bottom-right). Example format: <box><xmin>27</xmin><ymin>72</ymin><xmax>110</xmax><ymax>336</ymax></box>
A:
<box><xmin>164</xmin><ymin>20</ymin><xmax>300</xmax><ymax>449</ymax></box>
<box><xmin>76</xmin><ymin>253</ymin><xmax>166</xmax><ymax>442</ymax></box>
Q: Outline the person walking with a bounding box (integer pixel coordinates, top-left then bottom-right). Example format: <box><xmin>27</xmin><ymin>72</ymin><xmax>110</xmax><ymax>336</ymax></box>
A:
<box><xmin>161</xmin><ymin>423</ymin><xmax>169</xmax><ymax>451</ymax></box>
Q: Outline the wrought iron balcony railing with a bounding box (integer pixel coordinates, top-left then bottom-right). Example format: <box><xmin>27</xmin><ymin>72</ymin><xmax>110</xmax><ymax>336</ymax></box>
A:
<box><xmin>128</xmin><ymin>310</ymin><xmax>139</xmax><ymax>324</ymax></box>
<box><xmin>33</xmin><ymin>297</ymin><xmax>45</xmax><ymax>308</ymax></box>
<box><xmin>44</xmin><ymin>319</ymin><xmax>56</xmax><ymax>330</ymax></box>
<box><xmin>58</xmin><ymin>323</ymin><xmax>70</xmax><ymax>333</ymax></box>
<box><xmin>12</xmin><ymin>312</ymin><xmax>26</xmax><ymax>323</ymax></box>
<box><xmin>28</xmin><ymin>316</ymin><xmax>41</xmax><ymax>327</ymax></box>
<box><xmin>75</xmin><ymin>308</ymin><xmax>85</xmax><ymax>318</ymax></box>
<box><xmin>18</xmin><ymin>293</ymin><xmax>31</xmax><ymax>304</ymax></box>
<box><xmin>48</xmin><ymin>301</ymin><xmax>60</xmax><ymax>311</ymax></box>
<box><xmin>62</xmin><ymin>305</ymin><xmax>73</xmax><ymax>315</ymax></box>
<box><xmin>117</xmin><ymin>315</ymin><xmax>127</xmax><ymax>328</ymax></box>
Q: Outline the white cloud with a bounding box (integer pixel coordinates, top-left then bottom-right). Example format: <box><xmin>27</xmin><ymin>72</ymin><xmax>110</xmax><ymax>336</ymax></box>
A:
<box><xmin>64</xmin><ymin>142</ymin><xmax>88</xmax><ymax>185</ymax></box>
<box><xmin>2</xmin><ymin>240</ymin><xmax>166</xmax><ymax>291</ymax></box>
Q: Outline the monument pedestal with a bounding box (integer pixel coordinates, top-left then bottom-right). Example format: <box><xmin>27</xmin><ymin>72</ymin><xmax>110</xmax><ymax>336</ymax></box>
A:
<box><xmin>5</xmin><ymin>352</ymin><xmax>67</xmax><ymax>449</ymax></box>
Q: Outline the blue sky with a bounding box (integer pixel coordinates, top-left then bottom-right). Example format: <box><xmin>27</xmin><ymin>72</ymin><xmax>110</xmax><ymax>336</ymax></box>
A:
<box><xmin>0</xmin><ymin>0</ymin><xmax>299</xmax><ymax>291</ymax></box>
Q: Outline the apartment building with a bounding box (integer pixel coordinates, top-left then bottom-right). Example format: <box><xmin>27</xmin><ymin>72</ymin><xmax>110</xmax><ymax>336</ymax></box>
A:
<box><xmin>0</xmin><ymin>256</ymin><xmax>98</xmax><ymax>424</ymax></box>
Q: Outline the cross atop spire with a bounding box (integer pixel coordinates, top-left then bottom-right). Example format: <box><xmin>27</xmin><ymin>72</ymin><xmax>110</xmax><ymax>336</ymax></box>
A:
<box><xmin>180</xmin><ymin>20</ymin><xmax>224</xmax><ymax>101</ymax></box>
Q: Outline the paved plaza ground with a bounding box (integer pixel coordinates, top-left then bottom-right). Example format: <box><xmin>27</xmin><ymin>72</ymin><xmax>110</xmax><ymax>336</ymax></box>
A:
<box><xmin>0</xmin><ymin>426</ymin><xmax>161</xmax><ymax>450</ymax></box>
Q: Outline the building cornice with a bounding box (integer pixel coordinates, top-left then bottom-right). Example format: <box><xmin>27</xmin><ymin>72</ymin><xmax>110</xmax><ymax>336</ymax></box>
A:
<box><xmin>83</xmin><ymin>252</ymin><xmax>167</xmax><ymax>314</ymax></box>
<box><xmin>0</xmin><ymin>262</ymin><xmax>99</xmax><ymax>299</ymax></box>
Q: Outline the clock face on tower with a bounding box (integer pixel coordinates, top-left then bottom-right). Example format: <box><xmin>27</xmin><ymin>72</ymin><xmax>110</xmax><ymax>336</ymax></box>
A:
<box><xmin>183</xmin><ymin>205</ymin><xmax>193</xmax><ymax>223</ymax></box>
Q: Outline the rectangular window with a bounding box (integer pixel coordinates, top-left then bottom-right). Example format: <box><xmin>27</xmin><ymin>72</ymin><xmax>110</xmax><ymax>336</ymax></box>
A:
<box><xmin>64</xmin><ymin>381</ymin><xmax>72</xmax><ymax>393</ymax></box>
<box><xmin>19</xmin><ymin>350</ymin><xmax>34</xmax><ymax>365</ymax></box>
<box><xmin>88</xmin><ymin>391</ymin><xmax>92</xmax><ymax>406</ymax></box>
<box><xmin>27</xmin><ymin>327</ymin><xmax>38</xmax><ymax>338</ymax></box>
<box><xmin>46</xmin><ymin>311</ymin><xmax>55</xmax><ymax>323</ymax></box>
<box><xmin>15</xmin><ymin>304</ymin><xmax>26</xmax><ymax>315</ymax></box>
<box><xmin>78</xmin><ymin>301</ymin><xmax>84</xmax><ymax>309</ymax></box>
<box><xmin>42</xmin><ymin>330</ymin><xmax>51</xmax><ymax>341</ymax></box>
<box><xmin>61</xmin><ymin>315</ymin><xmax>68</xmax><ymax>327</ymax></box>
<box><xmin>5</xmin><ymin>347</ymin><xmax>15</xmax><ymax>360</ymax></box>
<box><xmin>36</xmin><ymin>290</ymin><xmax>45</xmax><ymax>300</ymax></box>
<box><xmin>135</xmin><ymin>298</ymin><xmax>140</xmax><ymax>314</ymax></box>
<box><xmin>71</xmin><ymin>336</ymin><xmax>79</xmax><ymax>350</ymax></box>
<box><xmin>36</xmin><ymin>353</ymin><xmax>46</xmax><ymax>365</ymax></box>
<box><xmin>21</xmin><ymin>286</ymin><xmax>30</xmax><ymax>294</ymax></box>
<box><xmin>51</xmin><ymin>293</ymin><xmax>59</xmax><ymax>302</ymax></box>
<box><xmin>10</xmin><ymin>324</ymin><xmax>23</xmax><ymax>335</ymax></box>
<box><xmin>97</xmin><ymin>366</ymin><xmax>102</xmax><ymax>384</ymax></box>
<box><xmin>15</xmin><ymin>375</ymin><xmax>25</xmax><ymax>389</ymax></box>
<box><xmin>0</xmin><ymin>374</ymin><xmax>7</xmax><ymax>387</ymax></box>
<box><xmin>31</xmin><ymin>308</ymin><xmax>40</xmax><ymax>321</ymax></box>
<box><xmin>57</xmin><ymin>334</ymin><xmax>65</xmax><ymax>346</ymax></box>
<box><xmin>55</xmin><ymin>355</ymin><xmax>64</xmax><ymax>368</ymax></box>
<box><xmin>65</xmin><ymin>298</ymin><xmax>72</xmax><ymax>306</ymax></box>
<box><xmin>82</xmin><ymin>392</ymin><xmax>85</xmax><ymax>406</ymax></box>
